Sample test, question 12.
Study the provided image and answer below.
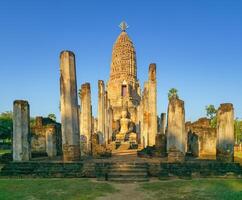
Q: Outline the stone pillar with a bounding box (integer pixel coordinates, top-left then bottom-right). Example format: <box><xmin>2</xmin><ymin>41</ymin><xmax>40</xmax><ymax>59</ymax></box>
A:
<box><xmin>104</xmin><ymin>92</ymin><xmax>109</xmax><ymax>145</ymax></box>
<box><xmin>155</xmin><ymin>134</ymin><xmax>166</xmax><ymax>156</ymax></box>
<box><xmin>216</xmin><ymin>103</ymin><xmax>234</xmax><ymax>162</ymax></box>
<box><xmin>160</xmin><ymin>113</ymin><xmax>166</xmax><ymax>135</ymax></box>
<box><xmin>80</xmin><ymin>83</ymin><xmax>92</xmax><ymax>153</ymax></box>
<box><xmin>148</xmin><ymin>63</ymin><xmax>157</xmax><ymax>146</ymax></box>
<box><xmin>108</xmin><ymin>104</ymin><xmax>113</xmax><ymax>143</ymax></box>
<box><xmin>60</xmin><ymin>50</ymin><xmax>80</xmax><ymax>161</ymax></box>
<box><xmin>45</xmin><ymin>124</ymin><xmax>57</xmax><ymax>158</ymax></box>
<box><xmin>13</xmin><ymin>100</ymin><xmax>31</xmax><ymax>161</ymax></box>
<box><xmin>141</xmin><ymin>82</ymin><xmax>149</xmax><ymax>148</ymax></box>
<box><xmin>136</xmin><ymin>103</ymin><xmax>142</xmax><ymax>144</ymax></box>
<box><xmin>167</xmin><ymin>97</ymin><xmax>186</xmax><ymax>162</ymax></box>
<box><xmin>97</xmin><ymin>80</ymin><xmax>105</xmax><ymax>144</ymax></box>
<box><xmin>93</xmin><ymin>118</ymin><xmax>98</xmax><ymax>134</ymax></box>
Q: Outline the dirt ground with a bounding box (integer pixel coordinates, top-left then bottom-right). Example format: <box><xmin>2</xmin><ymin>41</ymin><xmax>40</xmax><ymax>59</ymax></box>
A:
<box><xmin>96</xmin><ymin>179</ymin><xmax>156</xmax><ymax>200</ymax></box>
<box><xmin>96</xmin><ymin>183</ymin><xmax>145</xmax><ymax>200</ymax></box>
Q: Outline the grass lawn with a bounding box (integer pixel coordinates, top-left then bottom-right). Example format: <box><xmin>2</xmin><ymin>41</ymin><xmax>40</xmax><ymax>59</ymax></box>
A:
<box><xmin>0</xmin><ymin>178</ymin><xmax>117</xmax><ymax>200</ymax></box>
<box><xmin>0</xmin><ymin>179</ymin><xmax>242</xmax><ymax>200</ymax></box>
<box><xmin>0</xmin><ymin>149</ymin><xmax>10</xmax><ymax>155</ymax></box>
<box><xmin>140</xmin><ymin>179</ymin><xmax>242</xmax><ymax>200</ymax></box>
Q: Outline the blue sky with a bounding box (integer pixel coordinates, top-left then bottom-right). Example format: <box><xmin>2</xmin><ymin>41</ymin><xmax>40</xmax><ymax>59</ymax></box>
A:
<box><xmin>0</xmin><ymin>0</ymin><xmax>241</xmax><ymax>122</ymax></box>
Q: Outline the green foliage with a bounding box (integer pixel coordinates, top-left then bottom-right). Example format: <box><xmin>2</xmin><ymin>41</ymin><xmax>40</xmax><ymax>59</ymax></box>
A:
<box><xmin>205</xmin><ymin>105</ymin><xmax>217</xmax><ymax>128</ymax></box>
<box><xmin>78</xmin><ymin>88</ymin><xmax>81</xmax><ymax>97</ymax></box>
<box><xmin>0</xmin><ymin>111</ymin><xmax>13</xmax><ymax>142</ymax></box>
<box><xmin>168</xmin><ymin>88</ymin><xmax>179</xmax><ymax>100</ymax></box>
<box><xmin>0</xmin><ymin>111</ymin><xmax>36</xmax><ymax>142</ymax></box>
<box><xmin>235</xmin><ymin>119</ymin><xmax>242</xmax><ymax>144</ymax></box>
<box><xmin>205</xmin><ymin>105</ymin><xmax>217</xmax><ymax>119</ymax></box>
<box><xmin>0</xmin><ymin>149</ymin><xmax>11</xmax><ymax>155</ymax></box>
<box><xmin>210</xmin><ymin>117</ymin><xmax>217</xmax><ymax>129</ymax></box>
<box><xmin>205</xmin><ymin>106</ymin><xmax>242</xmax><ymax>143</ymax></box>
<box><xmin>30</xmin><ymin>117</ymin><xmax>36</xmax><ymax>127</ymax></box>
<box><xmin>48</xmin><ymin>113</ymin><xmax>56</xmax><ymax>122</ymax></box>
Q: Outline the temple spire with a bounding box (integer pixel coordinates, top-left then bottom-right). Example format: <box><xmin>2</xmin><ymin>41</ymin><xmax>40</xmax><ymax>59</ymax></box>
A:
<box><xmin>119</xmin><ymin>21</ymin><xmax>128</xmax><ymax>32</ymax></box>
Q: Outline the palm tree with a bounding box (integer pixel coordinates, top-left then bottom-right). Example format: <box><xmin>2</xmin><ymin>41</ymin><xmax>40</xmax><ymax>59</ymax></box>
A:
<box><xmin>168</xmin><ymin>88</ymin><xmax>179</xmax><ymax>100</ymax></box>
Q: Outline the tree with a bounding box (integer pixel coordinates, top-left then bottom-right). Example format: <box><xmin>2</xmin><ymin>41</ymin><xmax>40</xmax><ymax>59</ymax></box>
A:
<box><xmin>168</xmin><ymin>88</ymin><xmax>179</xmax><ymax>100</ymax></box>
<box><xmin>0</xmin><ymin>111</ymin><xmax>13</xmax><ymax>143</ymax></box>
<box><xmin>235</xmin><ymin>118</ymin><xmax>242</xmax><ymax>144</ymax></box>
<box><xmin>205</xmin><ymin>105</ymin><xmax>217</xmax><ymax>119</ymax></box>
<box><xmin>48</xmin><ymin>113</ymin><xmax>56</xmax><ymax>122</ymax></box>
<box><xmin>205</xmin><ymin>105</ymin><xmax>217</xmax><ymax>128</ymax></box>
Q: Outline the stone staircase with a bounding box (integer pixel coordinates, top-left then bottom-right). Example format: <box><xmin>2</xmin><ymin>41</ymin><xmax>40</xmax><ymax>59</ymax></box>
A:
<box><xmin>107</xmin><ymin>162</ymin><xmax>149</xmax><ymax>182</ymax></box>
<box><xmin>111</xmin><ymin>143</ymin><xmax>143</xmax><ymax>156</ymax></box>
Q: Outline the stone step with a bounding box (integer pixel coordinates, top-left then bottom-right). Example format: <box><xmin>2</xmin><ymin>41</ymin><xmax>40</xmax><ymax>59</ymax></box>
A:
<box><xmin>108</xmin><ymin>177</ymin><xmax>149</xmax><ymax>182</ymax></box>
<box><xmin>109</xmin><ymin>172</ymin><xmax>147</xmax><ymax>176</ymax></box>
<box><xmin>112</xmin><ymin>153</ymin><xmax>138</xmax><ymax>156</ymax></box>
<box><xmin>110</xmin><ymin>164</ymin><xmax>148</xmax><ymax>168</ymax></box>
<box><xmin>112</xmin><ymin>151</ymin><xmax>139</xmax><ymax>154</ymax></box>
<box><xmin>112</xmin><ymin>149</ymin><xmax>139</xmax><ymax>152</ymax></box>
<box><xmin>108</xmin><ymin>175</ymin><xmax>148</xmax><ymax>180</ymax></box>
<box><xmin>106</xmin><ymin>161</ymin><xmax>149</xmax><ymax>182</ymax></box>
<box><xmin>109</xmin><ymin>168</ymin><xmax>147</xmax><ymax>173</ymax></box>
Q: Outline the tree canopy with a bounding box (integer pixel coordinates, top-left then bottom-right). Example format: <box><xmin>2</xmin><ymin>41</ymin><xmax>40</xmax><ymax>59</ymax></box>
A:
<box><xmin>0</xmin><ymin>111</ymin><xmax>13</xmax><ymax>142</ymax></box>
<box><xmin>235</xmin><ymin>119</ymin><xmax>242</xmax><ymax>144</ymax></box>
<box><xmin>205</xmin><ymin>105</ymin><xmax>217</xmax><ymax>119</ymax></box>
<box><xmin>205</xmin><ymin>105</ymin><xmax>217</xmax><ymax>128</ymax></box>
<box><xmin>168</xmin><ymin>88</ymin><xmax>179</xmax><ymax>100</ymax></box>
<box><xmin>48</xmin><ymin>113</ymin><xmax>56</xmax><ymax>122</ymax></box>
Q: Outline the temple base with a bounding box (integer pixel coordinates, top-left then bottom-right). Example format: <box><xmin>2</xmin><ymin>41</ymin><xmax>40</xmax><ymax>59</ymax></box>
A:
<box><xmin>63</xmin><ymin>144</ymin><xmax>80</xmax><ymax>161</ymax></box>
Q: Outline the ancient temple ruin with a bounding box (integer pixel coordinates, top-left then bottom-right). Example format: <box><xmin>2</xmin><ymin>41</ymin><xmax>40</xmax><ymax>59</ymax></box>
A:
<box><xmin>86</xmin><ymin>22</ymin><xmax>158</xmax><ymax>152</ymax></box>
<box><xmin>76</xmin><ymin>22</ymin><xmax>236</xmax><ymax>161</ymax></box>
<box><xmin>4</xmin><ymin>22</ymin><xmax>240</xmax><ymax>182</ymax></box>
<box><xmin>31</xmin><ymin>116</ymin><xmax>62</xmax><ymax>158</ymax></box>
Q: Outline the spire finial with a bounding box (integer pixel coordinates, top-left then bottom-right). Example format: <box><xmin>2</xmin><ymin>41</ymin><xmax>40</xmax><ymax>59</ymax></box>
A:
<box><xmin>119</xmin><ymin>21</ymin><xmax>129</xmax><ymax>32</ymax></box>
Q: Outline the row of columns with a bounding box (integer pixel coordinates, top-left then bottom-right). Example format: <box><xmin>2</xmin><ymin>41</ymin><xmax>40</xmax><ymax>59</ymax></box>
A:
<box><xmin>79</xmin><ymin>79</ymin><xmax>113</xmax><ymax>150</ymax></box>
<box><xmin>165</xmin><ymin>97</ymin><xmax>235</xmax><ymax>162</ymax></box>
<box><xmin>12</xmin><ymin>50</ymin><xmax>235</xmax><ymax>163</ymax></box>
<box><xmin>97</xmin><ymin>80</ymin><xmax>113</xmax><ymax>145</ymax></box>
<box><xmin>13</xmin><ymin>100</ymin><xmax>234</xmax><ymax>163</ymax></box>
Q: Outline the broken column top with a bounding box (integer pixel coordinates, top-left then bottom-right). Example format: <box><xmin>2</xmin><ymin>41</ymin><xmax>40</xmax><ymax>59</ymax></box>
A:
<box><xmin>13</xmin><ymin>100</ymin><xmax>29</xmax><ymax>106</ymax></box>
<box><xmin>169</xmin><ymin>96</ymin><xmax>184</xmax><ymax>107</ymax></box>
<box><xmin>81</xmin><ymin>82</ymin><xmax>91</xmax><ymax>90</ymax></box>
<box><xmin>219</xmin><ymin>103</ymin><xmax>234</xmax><ymax>112</ymax></box>
<box><xmin>169</xmin><ymin>97</ymin><xmax>185</xmax><ymax>114</ymax></box>
<box><xmin>98</xmin><ymin>80</ymin><xmax>104</xmax><ymax>84</ymax></box>
<box><xmin>149</xmin><ymin>63</ymin><xmax>156</xmax><ymax>81</ymax></box>
<box><xmin>60</xmin><ymin>50</ymin><xmax>75</xmax><ymax>57</ymax></box>
<box><xmin>149</xmin><ymin>63</ymin><xmax>156</xmax><ymax>70</ymax></box>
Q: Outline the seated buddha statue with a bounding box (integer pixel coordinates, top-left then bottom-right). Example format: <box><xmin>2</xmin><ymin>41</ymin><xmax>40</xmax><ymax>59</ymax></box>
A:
<box><xmin>115</xmin><ymin>107</ymin><xmax>137</xmax><ymax>143</ymax></box>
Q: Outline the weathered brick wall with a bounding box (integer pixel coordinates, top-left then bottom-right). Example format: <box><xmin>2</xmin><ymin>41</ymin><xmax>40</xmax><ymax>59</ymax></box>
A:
<box><xmin>186</xmin><ymin>118</ymin><xmax>216</xmax><ymax>157</ymax></box>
